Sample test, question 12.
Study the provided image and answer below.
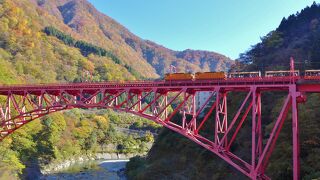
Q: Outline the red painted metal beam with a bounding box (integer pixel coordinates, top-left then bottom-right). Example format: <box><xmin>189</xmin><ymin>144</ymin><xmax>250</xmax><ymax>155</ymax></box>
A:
<box><xmin>0</xmin><ymin>78</ymin><xmax>316</xmax><ymax>179</ymax></box>
<box><xmin>297</xmin><ymin>84</ymin><xmax>320</xmax><ymax>92</ymax></box>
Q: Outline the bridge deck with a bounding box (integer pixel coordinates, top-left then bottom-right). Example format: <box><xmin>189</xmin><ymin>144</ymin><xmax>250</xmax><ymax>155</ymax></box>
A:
<box><xmin>0</xmin><ymin>77</ymin><xmax>319</xmax><ymax>95</ymax></box>
<box><xmin>0</xmin><ymin>76</ymin><xmax>319</xmax><ymax>179</ymax></box>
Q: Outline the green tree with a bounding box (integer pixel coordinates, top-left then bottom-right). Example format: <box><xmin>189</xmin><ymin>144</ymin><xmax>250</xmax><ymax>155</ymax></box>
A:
<box><xmin>0</xmin><ymin>138</ymin><xmax>25</xmax><ymax>176</ymax></box>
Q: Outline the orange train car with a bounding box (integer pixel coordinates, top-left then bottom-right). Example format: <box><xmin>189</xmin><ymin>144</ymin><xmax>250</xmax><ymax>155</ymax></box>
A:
<box><xmin>195</xmin><ymin>72</ymin><xmax>226</xmax><ymax>80</ymax></box>
<box><xmin>165</xmin><ymin>73</ymin><xmax>194</xmax><ymax>81</ymax></box>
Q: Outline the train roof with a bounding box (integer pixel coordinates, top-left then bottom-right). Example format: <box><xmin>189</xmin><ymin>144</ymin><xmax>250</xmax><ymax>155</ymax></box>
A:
<box><xmin>305</xmin><ymin>69</ymin><xmax>320</xmax><ymax>72</ymax></box>
<box><xmin>229</xmin><ymin>71</ymin><xmax>260</xmax><ymax>74</ymax></box>
<box><xmin>165</xmin><ymin>73</ymin><xmax>193</xmax><ymax>75</ymax></box>
<box><xmin>265</xmin><ymin>70</ymin><xmax>299</xmax><ymax>73</ymax></box>
<box><xmin>195</xmin><ymin>72</ymin><xmax>225</xmax><ymax>74</ymax></box>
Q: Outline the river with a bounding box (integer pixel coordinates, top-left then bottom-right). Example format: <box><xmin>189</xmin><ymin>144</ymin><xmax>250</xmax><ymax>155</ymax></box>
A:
<box><xmin>41</xmin><ymin>160</ymin><xmax>129</xmax><ymax>180</ymax></box>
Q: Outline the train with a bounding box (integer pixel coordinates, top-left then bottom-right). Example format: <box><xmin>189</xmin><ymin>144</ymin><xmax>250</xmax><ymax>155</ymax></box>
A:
<box><xmin>164</xmin><ymin>70</ymin><xmax>320</xmax><ymax>81</ymax></box>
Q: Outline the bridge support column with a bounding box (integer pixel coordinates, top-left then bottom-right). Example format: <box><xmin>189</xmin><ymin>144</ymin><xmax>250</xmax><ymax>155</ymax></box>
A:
<box><xmin>137</xmin><ymin>93</ymin><xmax>142</xmax><ymax>112</ymax></box>
<box><xmin>215</xmin><ymin>89</ymin><xmax>227</xmax><ymax>145</ymax></box>
<box><xmin>251</xmin><ymin>87</ymin><xmax>257</xmax><ymax>176</ymax></box>
<box><xmin>6</xmin><ymin>96</ymin><xmax>11</xmax><ymax>120</ymax></box>
<box><xmin>251</xmin><ymin>87</ymin><xmax>263</xmax><ymax>178</ymax></box>
<box><xmin>182</xmin><ymin>91</ymin><xmax>187</xmax><ymax>129</ymax></box>
<box><xmin>164</xmin><ymin>94</ymin><xmax>168</xmax><ymax>119</ymax></box>
<box><xmin>191</xmin><ymin>94</ymin><xmax>196</xmax><ymax>131</ymax></box>
<box><xmin>290</xmin><ymin>86</ymin><xmax>300</xmax><ymax>180</ymax></box>
<box><xmin>22</xmin><ymin>106</ymin><xmax>26</xmax><ymax>121</ymax></box>
<box><xmin>38</xmin><ymin>95</ymin><xmax>42</xmax><ymax>108</ymax></box>
<box><xmin>5</xmin><ymin>96</ymin><xmax>11</xmax><ymax>129</ymax></box>
<box><xmin>257</xmin><ymin>92</ymin><xmax>262</xmax><ymax>158</ymax></box>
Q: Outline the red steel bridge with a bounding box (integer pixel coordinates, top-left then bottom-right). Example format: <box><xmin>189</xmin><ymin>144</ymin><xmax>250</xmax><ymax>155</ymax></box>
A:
<box><xmin>0</xmin><ymin>77</ymin><xmax>319</xmax><ymax>179</ymax></box>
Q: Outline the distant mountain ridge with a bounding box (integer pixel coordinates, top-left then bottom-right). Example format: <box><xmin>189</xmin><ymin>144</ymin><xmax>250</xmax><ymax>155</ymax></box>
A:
<box><xmin>31</xmin><ymin>0</ymin><xmax>234</xmax><ymax>77</ymax></box>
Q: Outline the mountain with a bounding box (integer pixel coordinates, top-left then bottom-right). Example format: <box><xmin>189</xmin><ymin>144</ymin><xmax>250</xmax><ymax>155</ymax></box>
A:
<box><xmin>0</xmin><ymin>0</ymin><xmax>233</xmax><ymax>84</ymax></box>
<box><xmin>126</xmin><ymin>2</ymin><xmax>320</xmax><ymax>180</ymax></box>
<box><xmin>30</xmin><ymin>0</ymin><xmax>233</xmax><ymax>77</ymax></box>
<box><xmin>0</xmin><ymin>0</ymin><xmax>233</xmax><ymax>178</ymax></box>
<box><xmin>175</xmin><ymin>49</ymin><xmax>232</xmax><ymax>72</ymax></box>
<box><xmin>0</xmin><ymin>0</ymin><xmax>141</xmax><ymax>84</ymax></box>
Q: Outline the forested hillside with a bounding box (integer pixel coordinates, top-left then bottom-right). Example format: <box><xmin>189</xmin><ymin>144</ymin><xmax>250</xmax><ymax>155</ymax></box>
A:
<box><xmin>126</xmin><ymin>2</ymin><xmax>320</xmax><ymax>180</ymax></box>
<box><xmin>30</xmin><ymin>0</ymin><xmax>233</xmax><ymax>76</ymax></box>
<box><xmin>0</xmin><ymin>0</ymin><xmax>150</xmax><ymax>179</ymax></box>
<box><xmin>0</xmin><ymin>0</ymin><xmax>234</xmax><ymax>179</ymax></box>
<box><xmin>0</xmin><ymin>0</ymin><xmax>138</xmax><ymax>84</ymax></box>
<box><xmin>0</xmin><ymin>0</ymin><xmax>234</xmax><ymax>85</ymax></box>
<box><xmin>235</xmin><ymin>2</ymin><xmax>320</xmax><ymax>72</ymax></box>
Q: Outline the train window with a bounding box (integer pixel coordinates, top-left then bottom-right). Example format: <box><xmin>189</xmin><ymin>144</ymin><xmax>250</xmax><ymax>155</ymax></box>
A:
<box><xmin>228</xmin><ymin>72</ymin><xmax>261</xmax><ymax>78</ymax></box>
<box><xmin>265</xmin><ymin>70</ymin><xmax>299</xmax><ymax>77</ymax></box>
<box><xmin>305</xmin><ymin>70</ymin><xmax>320</xmax><ymax>77</ymax></box>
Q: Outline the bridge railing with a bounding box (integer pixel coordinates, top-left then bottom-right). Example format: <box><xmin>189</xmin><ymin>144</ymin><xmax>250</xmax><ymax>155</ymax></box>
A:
<box><xmin>0</xmin><ymin>76</ymin><xmax>317</xmax><ymax>90</ymax></box>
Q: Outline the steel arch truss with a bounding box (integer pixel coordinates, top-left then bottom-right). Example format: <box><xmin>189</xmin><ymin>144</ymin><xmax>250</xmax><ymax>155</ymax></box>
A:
<box><xmin>0</xmin><ymin>85</ymin><xmax>304</xmax><ymax>179</ymax></box>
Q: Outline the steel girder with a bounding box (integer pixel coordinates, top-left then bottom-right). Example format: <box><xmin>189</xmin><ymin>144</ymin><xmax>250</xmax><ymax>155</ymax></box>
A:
<box><xmin>0</xmin><ymin>83</ymin><xmax>306</xmax><ymax>180</ymax></box>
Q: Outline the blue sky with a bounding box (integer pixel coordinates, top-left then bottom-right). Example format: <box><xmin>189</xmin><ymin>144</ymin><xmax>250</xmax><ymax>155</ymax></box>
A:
<box><xmin>88</xmin><ymin>0</ymin><xmax>317</xmax><ymax>59</ymax></box>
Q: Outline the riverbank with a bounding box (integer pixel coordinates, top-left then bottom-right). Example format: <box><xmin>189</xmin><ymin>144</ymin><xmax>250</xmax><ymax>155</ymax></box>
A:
<box><xmin>41</xmin><ymin>152</ymin><xmax>144</xmax><ymax>174</ymax></box>
<box><xmin>41</xmin><ymin>160</ymin><xmax>129</xmax><ymax>180</ymax></box>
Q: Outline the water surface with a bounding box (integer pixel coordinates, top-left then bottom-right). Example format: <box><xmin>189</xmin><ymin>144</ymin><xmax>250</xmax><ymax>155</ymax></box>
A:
<box><xmin>42</xmin><ymin>159</ymin><xmax>129</xmax><ymax>180</ymax></box>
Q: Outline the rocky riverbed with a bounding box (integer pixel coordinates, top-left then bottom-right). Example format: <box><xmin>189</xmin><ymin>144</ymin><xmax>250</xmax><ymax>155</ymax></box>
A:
<box><xmin>22</xmin><ymin>153</ymin><xmax>142</xmax><ymax>179</ymax></box>
<box><xmin>41</xmin><ymin>152</ymin><xmax>142</xmax><ymax>174</ymax></box>
<box><xmin>40</xmin><ymin>160</ymin><xmax>129</xmax><ymax>180</ymax></box>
